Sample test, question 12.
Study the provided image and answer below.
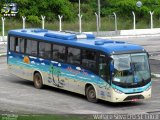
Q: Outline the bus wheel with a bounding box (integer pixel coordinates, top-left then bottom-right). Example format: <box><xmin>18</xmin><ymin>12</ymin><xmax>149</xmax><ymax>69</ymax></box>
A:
<box><xmin>34</xmin><ymin>72</ymin><xmax>43</xmax><ymax>89</ymax></box>
<box><xmin>86</xmin><ymin>85</ymin><xmax>98</xmax><ymax>103</ymax></box>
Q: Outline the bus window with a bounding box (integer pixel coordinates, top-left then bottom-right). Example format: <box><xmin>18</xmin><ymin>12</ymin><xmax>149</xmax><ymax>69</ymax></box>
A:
<box><xmin>15</xmin><ymin>38</ymin><xmax>25</xmax><ymax>53</ymax></box>
<box><xmin>53</xmin><ymin>44</ymin><xmax>66</xmax><ymax>62</ymax></box>
<box><xmin>26</xmin><ymin>40</ymin><xmax>38</xmax><ymax>56</ymax></box>
<box><xmin>99</xmin><ymin>56</ymin><xmax>107</xmax><ymax>79</ymax></box>
<box><xmin>9</xmin><ymin>36</ymin><xmax>16</xmax><ymax>51</ymax></box>
<box><xmin>39</xmin><ymin>42</ymin><xmax>52</xmax><ymax>59</ymax></box>
<box><xmin>82</xmin><ymin>50</ymin><xmax>96</xmax><ymax>71</ymax></box>
<box><xmin>67</xmin><ymin>47</ymin><xmax>81</xmax><ymax>65</ymax></box>
<box><xmin>99</xmin><ymin>55</ymin><xmax>110</xmax><ymax>84</ymax></box>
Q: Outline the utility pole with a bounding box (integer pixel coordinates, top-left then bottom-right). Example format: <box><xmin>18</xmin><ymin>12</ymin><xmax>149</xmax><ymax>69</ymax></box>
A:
<box><xmin>98</xmin><ymin>0</ymin><xmax>101</xmax><ymax>28</ymax></box>
<box><xmin>78</xmin><ymin>0</ymin><xmax>82</xmax><ymax>33</ymax></box>
<box><xmin>79</xmin><ymin>0</ymin><xmax>81</xmax><ymax>16</ymax></box>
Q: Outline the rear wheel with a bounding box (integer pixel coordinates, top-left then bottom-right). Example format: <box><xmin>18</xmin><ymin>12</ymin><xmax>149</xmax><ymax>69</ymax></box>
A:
<box><xmin>34</xmin><ymin>72</ymin><xmax>43</xmax><ymax>89</ymax></box>
<box><xmin>86</xmin><ymin>85</ymin><xmax>98</xmax><ymax>103</ymax></box>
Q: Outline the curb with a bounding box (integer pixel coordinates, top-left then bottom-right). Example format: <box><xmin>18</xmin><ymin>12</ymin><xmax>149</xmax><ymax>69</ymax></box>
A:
<box><xmin>0</xmin><ymin>53</ymin><xmax>6</xmax><ymax>57</ymax></box>
<box><xmin>151</xmin><ymin>73</ymin><xmax>160</xmax><ymax>78</ymax></box>
<box><xmin>0</xmin><ymin>42</ymin><xmax>7</xmax><ymax>45</ymax></box>
<box><xmin>102</xmin><ymin>34</ymin><xmax>160</xmax><ymax>39</ymax></box>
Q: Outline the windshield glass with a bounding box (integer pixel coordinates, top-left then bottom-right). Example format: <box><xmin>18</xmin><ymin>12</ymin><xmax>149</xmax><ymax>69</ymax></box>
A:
<box><xmin>111</xmin><ymin>53</ymin><xmax>150</xmax><ymax>87</ymax></box>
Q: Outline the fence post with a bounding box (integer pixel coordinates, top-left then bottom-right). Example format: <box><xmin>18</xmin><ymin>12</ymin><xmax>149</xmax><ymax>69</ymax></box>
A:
<box><xmin>22</xmin><ymin>16</ymin><xmax>26</xmax><ymax>29</ymax></box>
<box><xmin>58</xmin><ymin>15</ymin><xmax>63</xmax><ymax>32</ymax></box>
<box><xmin>98</xmin><ymin>0</ymin><xmax>101</xmax><ymax>28</ymax></box>
<box><xmin>113</xmin><ymin>12</ymin><xmax>117</xmax><ymax>32</ymax></box>
<box><xmin>78</xmin><ymin>14</ymin><xmax>83</xmax><ymax>33</ymax></box>
<box><xmin>41</xmin><ymin>15</ymin><xmax>46</xmax><ymax>29</ymax></box>
<box><xmin>132</xmin><ymin>11</ymin><xmax>136</xmax><ymax>30</ymax></box>
<box><xmin>95</xmin><ymin>13</ymin><xmax>99</xmax><ymax>36</ymax></box>
<box><xmin>1</xmin><ymin>17</ymin><xmax>5</xmax><ymax>37</ymax></box>
<box><xmin>149</xmin><ymin>11</ymin><xmax>154</xmax><ymax>29</ymax></box>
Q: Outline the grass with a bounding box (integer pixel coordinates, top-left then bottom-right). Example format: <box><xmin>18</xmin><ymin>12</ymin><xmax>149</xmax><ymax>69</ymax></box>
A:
<box><xmin>0</xmin><ymin>114</ymin><xmax>95</xmax><ymax>120</ymax></box>
<box><xmin>1</xmin><ymin>17</ymin><xmax>160</xmax><ymax>36</ymax></box>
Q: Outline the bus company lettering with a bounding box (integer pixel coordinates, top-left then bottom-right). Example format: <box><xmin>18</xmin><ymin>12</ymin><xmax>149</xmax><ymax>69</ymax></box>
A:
<box><xmin>67</xmin><ymin>67</ymin><xmax>88</xmax><ymax>76</ymax></box>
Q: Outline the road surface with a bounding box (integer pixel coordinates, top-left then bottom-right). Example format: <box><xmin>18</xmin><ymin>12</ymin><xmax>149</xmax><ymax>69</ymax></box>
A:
<box><xmin>0</xmin><ymin>35</ymin><xmax>160</xmax><ymax>114</ymax></box>
<box><xmin>0</xmin><ymin>57</ymin><xmax>159</xmax><ymax>114</ymax></box>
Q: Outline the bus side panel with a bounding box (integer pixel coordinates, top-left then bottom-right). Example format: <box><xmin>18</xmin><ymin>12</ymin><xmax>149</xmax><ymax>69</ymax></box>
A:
<box><xmin>7</xmin><ymin>52</ymin><xmax>112</xmax><ymax>101</ymax></box>
<box><xmin>7</xmin><ymin>52</ymin><xmax>69</xmax><ymax>90</ymax></box>
<box><xmin>8</xmin><ymin>52</ymin><xmax>34</xmax><ymax>81</ymax></box>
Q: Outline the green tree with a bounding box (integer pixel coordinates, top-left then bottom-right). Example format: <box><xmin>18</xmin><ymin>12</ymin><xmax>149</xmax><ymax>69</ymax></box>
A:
<box><xmin>14</xmin><ymin>0</ymin><xmax>74</xmax><ymax>23</ymax></box>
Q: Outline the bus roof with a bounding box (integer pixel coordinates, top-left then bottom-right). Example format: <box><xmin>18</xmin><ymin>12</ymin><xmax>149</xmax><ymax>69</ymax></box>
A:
<box><xmin>8</xmin><ymin>28</ymin><xmax>145</xmax><ymax>55</ymax></box>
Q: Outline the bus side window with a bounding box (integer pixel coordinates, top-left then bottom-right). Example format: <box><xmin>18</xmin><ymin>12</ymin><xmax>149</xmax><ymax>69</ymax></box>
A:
<box><xmin>82</xmin><ymin>50</ymin><xmax>96</xmax><ymax>71</ymax></box>
<box><xmin>39</xmin><ymin>42</ymin><xmax>51</xmax><ymax>59</ymax></box>
<box><xmin>67</xmin><ymin>47</ymin><xmax>81</xmax><ymax>65</ymax></box>
<box><xmin>99</xmin><ymin>56</ymin><xmax>107</xmax><ymax>79</ymax></box>
<box><xmin>53</xmin><ymin>44</ymin><xmax>66</xmax><ymax>62</ymax></box>
<box><xmin>15</xmin><ymin>38</ymin><xmax>25</xmax><ymax>53</ymax></box>
<box><xmin>26</xmin><ymin>40</ymin><xmax>38</xmax><ymax>56</ymax></box>
<box><xmin>9</xmin><ymin>36</ymin><xmax>16</xmax><ymax>51</ymax></box>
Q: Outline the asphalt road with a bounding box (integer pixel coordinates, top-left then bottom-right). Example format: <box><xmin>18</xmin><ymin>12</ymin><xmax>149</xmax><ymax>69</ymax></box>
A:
<box><xmin>0</xmin><ymin>57</ymin><xmax>159</xmax><ymax>114</ymax></box>
<box><xmin>0</xmin><ymin>44</ymin><xmax>6</xmax><ymax>54</ymax></box>
<box><xmin>0</xmin><ymin>36</ymin><xmax>160</xmax><ymax>114</ymax></box>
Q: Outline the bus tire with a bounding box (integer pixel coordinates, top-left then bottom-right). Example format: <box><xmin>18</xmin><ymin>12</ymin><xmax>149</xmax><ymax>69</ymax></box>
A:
<box><xmin>86</xmin><ymin>85</ymin><xmax>98</xmax><ymax>103</ymax></box>
<box><xmin>34</xmin><ymin>72</ymin><xmax>43</xmax><ymax>89</ymax></box>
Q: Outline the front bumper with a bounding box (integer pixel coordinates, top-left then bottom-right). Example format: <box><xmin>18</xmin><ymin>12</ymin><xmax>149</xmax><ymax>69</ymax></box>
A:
<box><xmin>111</xmin><ymin>88</ymin><xmax>151</xmax><ymax>102</ymax></box>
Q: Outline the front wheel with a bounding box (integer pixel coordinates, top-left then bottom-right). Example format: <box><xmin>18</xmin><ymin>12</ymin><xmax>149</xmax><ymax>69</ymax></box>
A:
<box><xmin>86</xmin><ymin>85</ymin><xmax>98</xmax><ymax>103</ymax></box>
<box><xmin>34</xmin><ymin>72</ymin><xmax>43</xmax><ymax>89</ymax></box>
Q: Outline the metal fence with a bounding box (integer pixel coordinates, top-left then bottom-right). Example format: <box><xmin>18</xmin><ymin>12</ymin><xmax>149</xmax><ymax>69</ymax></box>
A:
<box><xmin>0</xmin><ymin>56</ymin><xmax>6</xmax><ymax>63</ymax></box>
<box><xmin>0</xmin><ymin>43</ymin><xmax>7</xmax><ymax>57</ymax></box>
<box><xmin>0</xmin><ymin>11</ymin><xmax>156</xmax><ymax>37</ymax></box>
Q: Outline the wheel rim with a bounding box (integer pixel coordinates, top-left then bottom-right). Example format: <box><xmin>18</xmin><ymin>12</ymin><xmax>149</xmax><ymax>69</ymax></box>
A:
<box><xmin>89</xmin><ymin>89</ymin><xmax>96</xmax><ymax>99</ymax></box>
<box><xmin>35</xmin><ymin>75</ymin><xmax>41</xmax><ymax>87</ymax></box>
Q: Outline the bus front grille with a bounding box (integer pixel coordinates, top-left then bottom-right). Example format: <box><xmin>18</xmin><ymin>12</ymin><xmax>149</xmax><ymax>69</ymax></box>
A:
<box><xmin>123</xmin><ymin>95</ymin><xmax>144</xmax><ymax>101</ymax></box>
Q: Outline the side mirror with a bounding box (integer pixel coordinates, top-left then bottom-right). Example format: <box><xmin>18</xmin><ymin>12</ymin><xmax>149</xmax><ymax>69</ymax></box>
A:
<box><xmin>76</xmin><ymin>67</ymin><xmax>81</xmax><ymax>71</ymax></box>
<box><xmin>147</xmin><ymin>52</ymin><xmax>150</xmax><ymax>58</ymax></box>
<box><xmin>110</xmin><ymin>62</ymin><xmax>114</xmax><ymax>72</ymax></box>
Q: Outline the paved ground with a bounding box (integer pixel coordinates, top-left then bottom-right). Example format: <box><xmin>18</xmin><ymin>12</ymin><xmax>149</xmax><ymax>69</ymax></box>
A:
<box><xmin>0</xmin><ymin>57</ymin><xmax>159</xmax><ymax>114</ymax></box>
<box><xmin>0</xmin><ymin>36</ymin><xmax>160</xmax><ymax>115</ymax></box>
<box><xmin>0</xmin><ymin>43</ymin><xmax>6</xmax><ymax>57</ymax></box>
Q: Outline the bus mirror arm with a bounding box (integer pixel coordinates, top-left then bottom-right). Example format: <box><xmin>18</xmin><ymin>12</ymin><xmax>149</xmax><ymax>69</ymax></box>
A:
<box><xmin>147</xmin><ymin>52</ymin><xmax>150</xmax><ymax>58</ymax></box>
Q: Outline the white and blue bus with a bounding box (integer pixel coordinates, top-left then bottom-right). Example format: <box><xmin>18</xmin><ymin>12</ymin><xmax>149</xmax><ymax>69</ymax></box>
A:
<box><xmin>7</xmin><ymin>29</ymin><xmax>151</xmax><ymax>103</ymax></box>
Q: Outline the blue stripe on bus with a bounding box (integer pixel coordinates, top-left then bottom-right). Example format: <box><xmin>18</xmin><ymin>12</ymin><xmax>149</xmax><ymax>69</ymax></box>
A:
<box><xmin>112</xmin><ymin>82</ymin><xmax>151</xmax><ymax>94</ymax></box>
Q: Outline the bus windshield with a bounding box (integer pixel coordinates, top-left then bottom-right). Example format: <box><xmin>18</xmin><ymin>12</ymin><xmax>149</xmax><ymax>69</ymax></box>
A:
<box><xmin>111</xmin><ymin>53</ymin><xmax>150</xmax><ymax>88</ymax></box>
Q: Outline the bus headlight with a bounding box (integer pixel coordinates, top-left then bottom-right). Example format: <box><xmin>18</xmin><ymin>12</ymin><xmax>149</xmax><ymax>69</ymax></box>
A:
<box><xmin>114</xmin><ymin>88</ymin><xmax>123</xmax><ymax>94</ymax></box>
<box><xmin>145</xmin><ymin>86</ymin><xmax>151</xmax><ymax>91</ymax></box>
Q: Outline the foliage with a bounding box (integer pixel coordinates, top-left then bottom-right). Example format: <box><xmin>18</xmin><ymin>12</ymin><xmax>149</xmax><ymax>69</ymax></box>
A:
<box><xmin>13</xmin><ymin>0</ymin><xmax>74</xmax><ymax>23</ymax></box>
<box><xmin>27</xmin><ymin>15</ymin><xmax>41</xmax><ymax>24</ymax></box>
<box><xmin>1</xmin><ymin>0</ymin><xmax>160</xmax><ymax>23</ymax></box>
